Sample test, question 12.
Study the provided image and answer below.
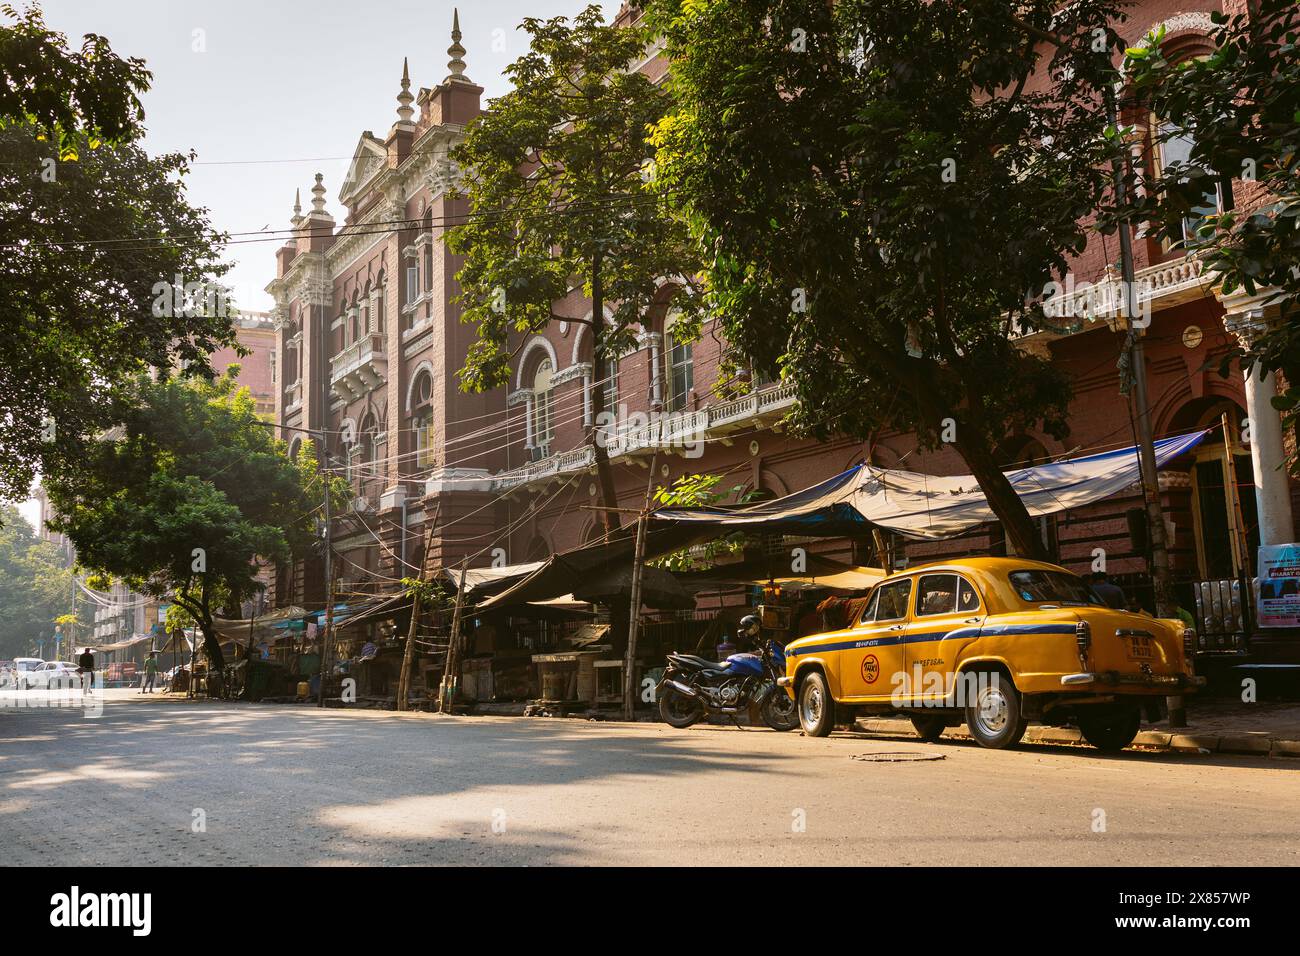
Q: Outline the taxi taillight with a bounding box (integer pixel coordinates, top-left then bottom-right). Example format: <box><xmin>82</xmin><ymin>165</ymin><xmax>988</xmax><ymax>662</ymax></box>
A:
<box><xmin>1075</xmin><ymin>619</ymin><xmax>1091</xmax><ymax>667</ymax></box>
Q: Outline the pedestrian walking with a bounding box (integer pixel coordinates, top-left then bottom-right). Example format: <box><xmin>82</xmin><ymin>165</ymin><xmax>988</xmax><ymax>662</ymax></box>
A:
<box><xmin>141</xmin><ymin>652</ymin><xmax>159</xmax><ymax>694</ymax></box>
<box><xmin>77</xmin><ymin>647</ymin><xmax>95</xmax><ymax>696</ymax></box>
<box><xmin>1089</xmin><ymin>571</ymin><xmax>1128</xmax><ymax>610</ymax></box>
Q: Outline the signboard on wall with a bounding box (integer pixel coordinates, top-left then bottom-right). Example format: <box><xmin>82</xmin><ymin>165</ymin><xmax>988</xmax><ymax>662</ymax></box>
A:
<box><xmin>1257</xmin><ymin>544</ymin><xmax>1300</xmax><ymax>628</ymax></box>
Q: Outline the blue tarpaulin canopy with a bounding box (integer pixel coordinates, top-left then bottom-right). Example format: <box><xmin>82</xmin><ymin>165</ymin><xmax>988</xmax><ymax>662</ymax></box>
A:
<box><xmin>479</xmin><ymin>431</ymin><xmax>1208</xmax><ymax>609</ymax></box>
<box><xmin>652</xmin><ymin>430</ymin><xmax>1210</xmax><ymax>540</ymax></box>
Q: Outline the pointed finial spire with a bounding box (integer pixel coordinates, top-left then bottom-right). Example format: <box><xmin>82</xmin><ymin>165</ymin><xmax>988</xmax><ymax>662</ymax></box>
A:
<box><xmin>310</xmin><ymin>173</ymin><xmax>328</xmax><ymax>214</ymax></box>
<box><xmin>293</xmin><ymin>188</ymin><xmax>302</xmax><ymax>218</ymax></box>
<box><xmin>396</xmin><ymin>57</ymin><xmax>415</xmax><ymax>125</ymax></box>
<box><xmin>446</xmin><ymin>8</ymin><xmax>468</xmax><ymax>83</ymax></box>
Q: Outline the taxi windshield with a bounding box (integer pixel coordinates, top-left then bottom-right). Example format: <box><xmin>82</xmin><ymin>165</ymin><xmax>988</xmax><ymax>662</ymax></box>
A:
<box><xmin>1008</xmin><ymin>570</ymin><xmax>1101</xmax><ymax>606</ymax></box>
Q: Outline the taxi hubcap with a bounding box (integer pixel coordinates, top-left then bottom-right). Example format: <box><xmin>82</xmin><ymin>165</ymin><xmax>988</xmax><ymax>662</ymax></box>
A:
<box><xmin>975</xmin><ymin>685</ymin><xmax>1009</xmax><ymax>735</ymax></box>
<box><xmin>802</xmin><ymin>684</ymin><xmax>823</xmax><ymax>726</ymax></box>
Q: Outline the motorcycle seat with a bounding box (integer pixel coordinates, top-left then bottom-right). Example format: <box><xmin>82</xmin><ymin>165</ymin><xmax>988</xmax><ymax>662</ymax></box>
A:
<box><xmin>669</xmin><ymin>653</ymin><xmax>727</xmax><ymax>671</ymax></box>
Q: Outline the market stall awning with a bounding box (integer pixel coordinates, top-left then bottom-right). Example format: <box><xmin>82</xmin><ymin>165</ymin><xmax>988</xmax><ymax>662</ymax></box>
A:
<box><xmin>211</xmin><ymin>606</ymin><xmax>308</xmax><ymax>642</ymax></box>
<box><xmin>653</xmin><ymin>430</ymin><xmax>1209</xmax><ymax>541</ymax></box>
<box><xmin>442</xmin><ymin>561</ymin><xmax>546</xmax><ymax>596</ymax></box>
<box><xmin>677</xmin><ymin>554</ymin><xmax>885</xmax><ymax>591</ymax></box>
<box><xmin>96</xmin><ymin>634</ymin><xmax>155</xmax><ymax>653</ymax></box>
<box><xmin>466</xmin><ymin>432</ymin><xmax>1209</xmax><ymax>610</ymax></box>
<box><xmin>480</xmin><ymin>556</ymin><xmax>692</xmax><ymax>611</ymax></box>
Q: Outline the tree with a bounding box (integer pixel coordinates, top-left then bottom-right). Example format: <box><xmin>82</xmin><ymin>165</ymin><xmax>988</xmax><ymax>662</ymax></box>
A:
<box><xmin>647</xmin><ymin>0</ymin><xmax>1130</xmax><ymax>558</ymax></box>
<box><xmin>449</xmin><ymin>4</ymin><xmax>701</xmax><ymax>534</ymax></box>
<box><xmin>650</xmin><ymin>473</ymin><xmax>747</xmax><ymax>571</ymax></box>
<box><xmin>0</xmin><ymin>6</ymin><xmax>236</xmax><ymax>503</ymax></box>
<box><xmin>43</xmin><ymin>374</ymin><xmax>342</xmax><ymax>676</ymax></box>
<box><xmin>0</xmin><ymin>501</ymin><xmax>77</xmax><ymax>658</ymax></box>
<box><xmin>0</xmin><ymin>3</ymin><xmax>149</xmax><ymax>159</ymax></box>
<box><xmin>1119</xmin><ymin>1</ymin><xmax>1300</xmax><ymax>471</ymax></box>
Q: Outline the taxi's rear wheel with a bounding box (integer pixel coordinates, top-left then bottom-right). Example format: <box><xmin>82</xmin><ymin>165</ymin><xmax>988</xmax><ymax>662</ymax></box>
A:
<box><xmin>1078</xmin><ymin>707</ymin><xmax>1141</xmax><ymax>752</ymax></box>
<box><xmin>798</xmin><ymin>670</ymin><xmax>835</xmax><ymax>737</ymax></box>
<box><xmin>964</xmin><ymin>672</ymin><xmax>1027</xmax><ymax>750</ymax></box>
<box><xmin>910</xmin><ymin>715</ymin><xmax>947</xmax><ymax>743</ymax></box>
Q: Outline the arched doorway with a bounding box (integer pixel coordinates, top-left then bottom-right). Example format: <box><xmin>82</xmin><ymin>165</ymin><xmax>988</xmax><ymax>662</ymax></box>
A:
<box><xmin>1168</xmin><ymin>399</ymin><xmax>1259</xmax><ymax>579</ymax></box>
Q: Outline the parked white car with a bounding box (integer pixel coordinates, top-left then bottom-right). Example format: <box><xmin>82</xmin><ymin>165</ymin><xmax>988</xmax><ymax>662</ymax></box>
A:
<box><xmin>7</xmin><ymin>658</ymin><xmax>44</xmax><ymax>689</ymax></box>
<box><xmin>21</xmin><ymin>661</ymin><xmax>81</xmax><ymax>690</ymax></box>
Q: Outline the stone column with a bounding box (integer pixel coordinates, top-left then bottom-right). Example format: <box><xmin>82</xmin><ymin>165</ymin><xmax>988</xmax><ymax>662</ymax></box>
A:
<box><xmin>1222</xmin><ymin>298</ymin><xmax>1296</xmax><ymax>547</ymax></box>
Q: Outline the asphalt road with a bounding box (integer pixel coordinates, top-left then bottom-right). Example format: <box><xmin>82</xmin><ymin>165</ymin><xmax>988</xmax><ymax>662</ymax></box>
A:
<box><xmin>1</xmin><ymin>689</ymin><xmax>1297</xmax><ymax>866</ymax></box>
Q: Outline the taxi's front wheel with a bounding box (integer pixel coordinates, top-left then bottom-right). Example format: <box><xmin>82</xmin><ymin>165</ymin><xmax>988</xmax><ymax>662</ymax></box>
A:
<box><xmin>964</xmin><ymin>672</ymin><xmax>1027</xmax><ymax>750</ymax></box>
<box><xmin>798</xmin><ymin>670</ymin><xmax>835</xmax><ymax>738</ymax></box>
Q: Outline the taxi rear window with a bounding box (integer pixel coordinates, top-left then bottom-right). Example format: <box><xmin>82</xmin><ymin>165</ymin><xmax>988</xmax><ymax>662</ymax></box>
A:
<box><xmin>1009</xmin><ymin>570</ymin><xmax>1101</xmax><ymax>606</ymax></box>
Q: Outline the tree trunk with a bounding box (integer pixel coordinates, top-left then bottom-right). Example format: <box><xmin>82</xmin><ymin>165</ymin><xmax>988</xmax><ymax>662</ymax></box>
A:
<box><xmin>954</xmin><ymin>434</ymin><xmax>1048</xmax><ymax>561</ymax></box>
<box><xmin>588</xmin><ymin>254</ymin><xmax>621</xmax><ymax>536</ymax></box>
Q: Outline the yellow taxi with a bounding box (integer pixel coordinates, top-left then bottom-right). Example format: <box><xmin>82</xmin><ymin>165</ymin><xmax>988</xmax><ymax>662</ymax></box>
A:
<box><xmin>780</xmin><ymin>557</ymin><xmax>1202</xmax><ymax>750</ymax></box>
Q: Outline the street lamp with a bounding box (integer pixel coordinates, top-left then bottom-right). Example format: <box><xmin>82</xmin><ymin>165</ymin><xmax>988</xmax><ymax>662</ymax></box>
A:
<box><xmin>53</xmin><ymin>623</ymin><xmax>62</xmax><ymax>661</ymax></box>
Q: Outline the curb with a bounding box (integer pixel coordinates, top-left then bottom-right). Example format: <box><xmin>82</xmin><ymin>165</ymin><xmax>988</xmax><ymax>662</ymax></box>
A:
<box><xmin>854</xmin><ymin>717</ymin><xmax>1300</xmax><ymax>757</ymax></box>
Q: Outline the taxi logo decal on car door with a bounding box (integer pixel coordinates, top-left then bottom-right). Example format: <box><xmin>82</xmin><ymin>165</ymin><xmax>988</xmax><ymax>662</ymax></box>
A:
<box><xmin>861</xmin><ymin>654</ymin><xmax>880</xmax><ymax>684</ymax></box>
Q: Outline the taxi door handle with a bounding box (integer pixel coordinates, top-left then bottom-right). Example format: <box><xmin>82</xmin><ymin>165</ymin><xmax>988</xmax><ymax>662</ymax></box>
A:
<box><xmin>887</xmin><ymin>624</ymin><xmax>905</xmax><ymax>631</ymax></box>
<box><xmin>963</xmin><ymin>617</ymin><xmax>981</xmax><ymax>624</ymax></box>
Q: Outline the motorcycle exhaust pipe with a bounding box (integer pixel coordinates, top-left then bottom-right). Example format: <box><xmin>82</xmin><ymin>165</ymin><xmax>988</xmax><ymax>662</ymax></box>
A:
<box><xmin>663</xmin><ymin>679</ymin><xmax>699</xmax><ymax>699</ymax></box>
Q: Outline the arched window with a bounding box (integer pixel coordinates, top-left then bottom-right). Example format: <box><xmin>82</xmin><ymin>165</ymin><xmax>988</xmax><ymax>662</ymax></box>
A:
<box><xmin>664</xmin><ymin>315</ymin><xmax>693</xmax><ymax>412</ymax></box>
<box><xmin>423</xmin><ymin>219</ymin><xmax>434</xmax><ymax>294</ymax></box>
<box><xmin>532</xmin><ymin>359</ymin><xmax>554</xmax><ymax>450</ymax></box>
<box><xmin>359</xmin><ymin>413</ymin><xmax>378</xmax><ymax>467</ymax></box>
<box><xmin>374</xmin><ymin>272</ymin><xmax>386</xmax><ymax>335</ymax></box>
<box><xmin>411</xmin><ymin>370</ymin><xmax>435</xmax><ymax>471</ymax></box>
<box><xmin>1150</xmin><ymin>119</ymin><xmax>1221</xmax><ymax>251</ymax></box>
<box><xmin>602</xmin><ymin>355</ymin><xmax>619</xmax><ymax>412</ymax></box>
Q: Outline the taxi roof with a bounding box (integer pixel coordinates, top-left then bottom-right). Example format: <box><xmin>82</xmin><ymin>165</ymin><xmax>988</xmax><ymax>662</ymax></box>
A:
<box><xmin>883</xmin><ymin>556</ymin><xmax>1075</xmax><ymax>578</ymax></box>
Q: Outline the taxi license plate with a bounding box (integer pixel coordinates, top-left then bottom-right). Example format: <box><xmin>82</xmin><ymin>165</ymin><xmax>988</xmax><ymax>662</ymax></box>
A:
<box><xmin>1125</xmin><ymin>635</ymin><xmax>1153</xmax><ymax>661</ymax></box>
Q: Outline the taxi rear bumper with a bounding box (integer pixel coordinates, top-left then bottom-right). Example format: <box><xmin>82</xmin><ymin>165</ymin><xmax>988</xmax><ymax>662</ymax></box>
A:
<box><xmin>1060</xmin><ymin>671</ymin><xmax>1206</xmax><ymax>689</ymax></box>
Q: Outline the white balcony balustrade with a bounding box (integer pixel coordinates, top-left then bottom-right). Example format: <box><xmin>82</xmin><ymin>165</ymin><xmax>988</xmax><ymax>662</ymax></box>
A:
<box><xmin>330</xmin><ymin>333</ymin><xmax>387</xmax><ymax>403</ymax></box>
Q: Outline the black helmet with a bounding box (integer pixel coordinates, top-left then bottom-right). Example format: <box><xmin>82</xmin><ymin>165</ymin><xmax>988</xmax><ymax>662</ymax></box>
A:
<box><xmin>738</xmin><ymin>614</ymin><xmax>761</xmax><ymax>636</ymax></box>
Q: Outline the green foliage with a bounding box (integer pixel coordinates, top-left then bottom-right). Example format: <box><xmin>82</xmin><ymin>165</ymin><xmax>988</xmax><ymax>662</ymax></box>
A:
<box><xmin>1119</xmin><ymin>1</ymin><xmax>1300</xmax><ymax>472</ymax></box>
<box><xmin>0</xmin><ymin>111</ymin><xmax>235</xmax><ymax>502</ymax></box>
<box><xmin>400</xmin><ymin>577</ymin><xmax>452</xmax><ymax>609</ymax></box>
<box><xmin>0</xmin><ymin>502</ymin><xmax>76</xmax><ymax>657</ymax></box>
<box><xmin>646</xmin><ymin>0</ymin><xmax>1129</xmax><ymax>557</ymax></box>
<box><xmin>651</xmin><ymin>472</ymin><xmax>747</xmax><ymax>571</ymax></box>
<box><xmin>43</xmin><ymin>374</ymin><xmax>323</xmax><ymax>670</ymax></box>
<box><xmin>448</xmin><ymin>3</ymin><xmax>702</xmax><ymax>393</ymax></box>
<box><xmin>0</xmin><ymin>3</ymin><xmax>149</xmax><ymax>159</ymax></box>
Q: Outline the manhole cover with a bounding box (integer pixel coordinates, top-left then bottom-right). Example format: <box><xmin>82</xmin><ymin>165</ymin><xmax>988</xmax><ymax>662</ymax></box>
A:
<box><xmin>851</xmin><ymin>751</ymin><xmax>946</xmax><ymax>762</ymax></box>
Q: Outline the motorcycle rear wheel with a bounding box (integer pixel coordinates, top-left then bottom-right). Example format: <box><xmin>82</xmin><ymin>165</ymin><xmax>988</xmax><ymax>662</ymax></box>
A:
<box><xmin>658</xmin><ymin>685</ymin><xmax>703</xmax><ymax>728</ymax></box>
<box><xmin>761</xmin><ymin>690</ymin><xmax>800</xmax><ymax>731</ymax></box>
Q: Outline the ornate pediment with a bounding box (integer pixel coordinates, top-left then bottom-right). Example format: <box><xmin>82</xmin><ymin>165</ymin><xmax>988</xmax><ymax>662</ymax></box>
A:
<box><xmin>338</xmin><ymin>133</ymin><xmax>389</xmax><ymax>206</ymax></box>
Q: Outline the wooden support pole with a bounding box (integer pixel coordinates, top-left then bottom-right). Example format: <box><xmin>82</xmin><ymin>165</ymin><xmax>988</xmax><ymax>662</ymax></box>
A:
<box><xmin>396</xmin><ymin>503</ymin><xmax>440</xmax><ymax>712</ymax></box>
<box><xmin>623</xmin><ymin>453</ymin><xmax>658</xmax><ymax>721</ymax></box>
<box><xmin>439</xmin><ymin>559</ymin><xmax>469</xmax><ymax>714</ymax></box>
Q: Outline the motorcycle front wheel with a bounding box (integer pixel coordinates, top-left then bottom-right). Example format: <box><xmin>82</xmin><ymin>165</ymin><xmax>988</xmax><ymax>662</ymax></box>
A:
<box><xmin>761</xmin><ymin>689</ymin><xmax>800</xmax><ymax>732</ymax></box>
<box><xmin>658</xmin><ymin>685</ymin><xmax>704</xmax><ymax>728</ymax></box>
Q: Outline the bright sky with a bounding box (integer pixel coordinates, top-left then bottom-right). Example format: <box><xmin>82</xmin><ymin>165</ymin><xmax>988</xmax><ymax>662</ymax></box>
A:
<box><xmin>39</xmin><ymin>0</ymin><xmax>612</xmax><ymax>312</ymax></box>
<box><xmin>17</xmin><ymin>0</ymin><xmax>611</xmax><ymax>528</ymax></box>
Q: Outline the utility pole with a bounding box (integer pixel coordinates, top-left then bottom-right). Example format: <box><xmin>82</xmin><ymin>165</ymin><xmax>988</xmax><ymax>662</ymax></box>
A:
<box><xmin>1103</xmin><ymin>78</ymin><xmax>1186</xmax><ymax>729</ymax></box>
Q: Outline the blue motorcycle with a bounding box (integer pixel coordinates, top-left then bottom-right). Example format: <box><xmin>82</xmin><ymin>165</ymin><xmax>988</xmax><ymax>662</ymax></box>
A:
<box><xmin>657</xmin><ymin>616</ymin><xmax>799</xmax><ymax>731</ymax></box>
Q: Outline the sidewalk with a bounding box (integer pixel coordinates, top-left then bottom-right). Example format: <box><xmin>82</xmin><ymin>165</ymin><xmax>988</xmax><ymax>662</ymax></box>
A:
<box><xmin>856</xmin><ymin>699</ymin><xmax>1300</xmax><ymax>756</ymax></box>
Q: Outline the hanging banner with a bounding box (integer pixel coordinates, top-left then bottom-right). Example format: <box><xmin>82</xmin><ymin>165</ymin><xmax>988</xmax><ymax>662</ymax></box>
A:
<box><xmin>1256</xmin><ymin>543</ymin><xmax>1300</xmax><ymax>628</ymax></box>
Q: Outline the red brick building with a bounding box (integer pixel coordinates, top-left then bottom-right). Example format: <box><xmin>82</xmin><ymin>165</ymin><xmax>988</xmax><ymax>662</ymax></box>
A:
<box><xmin>210</xmin><ymin>310</ymin><xmax>277</xmax><ymax>418</ymax></box>
<box><xmin>268</xmin><ymin>5</ymin><xmax>1299</xmax><ymax>668</ymax></box>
